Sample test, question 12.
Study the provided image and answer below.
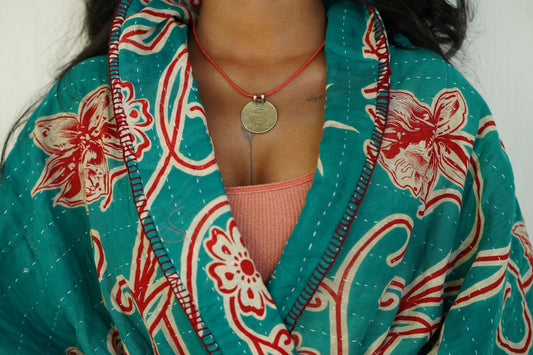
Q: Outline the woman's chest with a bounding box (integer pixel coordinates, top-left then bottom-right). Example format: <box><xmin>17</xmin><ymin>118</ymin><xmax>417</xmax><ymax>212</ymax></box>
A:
<box><xmin>198</xmin><ymin>75</ymin><xmax>326</xmax><ymax>187</ymax></box>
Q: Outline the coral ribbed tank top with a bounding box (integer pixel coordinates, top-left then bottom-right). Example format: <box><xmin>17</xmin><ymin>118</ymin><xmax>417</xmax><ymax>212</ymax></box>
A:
<box><xmin>225</xmin><ymin>172</ymin><xmax>314</xmax><ymax>281</ymax></box>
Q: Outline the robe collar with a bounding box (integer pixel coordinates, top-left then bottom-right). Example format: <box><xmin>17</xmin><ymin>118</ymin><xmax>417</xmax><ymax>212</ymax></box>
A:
<box><xmin>108</xmin><ymin>0</ymin><xmax>390</xmax><ymax>352</ymax></box>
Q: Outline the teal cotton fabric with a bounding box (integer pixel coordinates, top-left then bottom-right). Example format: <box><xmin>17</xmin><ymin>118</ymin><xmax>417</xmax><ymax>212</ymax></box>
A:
<box><xmin>1</xmin><ymin>0</ymin><xmax>532</xmax><ymax>354</ymax></box>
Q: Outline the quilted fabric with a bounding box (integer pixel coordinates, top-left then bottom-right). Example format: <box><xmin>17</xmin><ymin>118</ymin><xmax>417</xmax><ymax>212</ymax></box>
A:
<box><xmin>1</xmin><ymin>0</ymin><xmax>531</xmax><ymax>353</ymax></box>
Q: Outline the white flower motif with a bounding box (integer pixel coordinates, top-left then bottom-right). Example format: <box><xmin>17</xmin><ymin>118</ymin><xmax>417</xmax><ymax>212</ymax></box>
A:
<box><xmin>205</xmin><ymin>220</ymin><xmax>273</xmax><ymax>318</ymax></box>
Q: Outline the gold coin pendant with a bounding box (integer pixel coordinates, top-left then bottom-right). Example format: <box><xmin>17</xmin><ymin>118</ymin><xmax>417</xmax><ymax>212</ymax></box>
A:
<box><xmin>241</xmin><ymin>99</ymin><xmax>278</xmax><ymax>134</ymax></box>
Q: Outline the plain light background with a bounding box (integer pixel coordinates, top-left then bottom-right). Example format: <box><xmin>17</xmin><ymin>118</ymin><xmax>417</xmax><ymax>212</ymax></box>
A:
<box><xmin>1</xmin><ymin>1</ymin><xmax>532</xmax><ymax>226</ymax></box>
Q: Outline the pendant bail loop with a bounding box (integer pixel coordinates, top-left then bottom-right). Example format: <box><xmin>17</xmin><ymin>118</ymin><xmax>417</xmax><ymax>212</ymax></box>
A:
<box><xmin>253</xmin><ymin>94</ymin><xmax>265</xmax><ymax>103</ymax></box>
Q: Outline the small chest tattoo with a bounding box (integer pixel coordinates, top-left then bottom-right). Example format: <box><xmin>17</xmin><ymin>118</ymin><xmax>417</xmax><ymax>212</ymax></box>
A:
<box><xmin>307</xmin><ymin>95</ymin><xmax>325</xmax><ymax>103</ymax></box>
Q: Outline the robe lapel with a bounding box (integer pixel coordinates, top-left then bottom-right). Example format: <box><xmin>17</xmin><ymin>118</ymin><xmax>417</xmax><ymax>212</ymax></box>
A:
<box><xmin>110</xmin><ymin>0</ymin><xmax>297</xmax><ymax>353</ymax></box>
<box><xmin>108</xmin><ymin>0</ymin><xmax>389</xmax><ymax>352</ymax></box>
<box><xmin>268</xmin><ymin>1</ymin><xmax>391</xmax><ymax>329</ymax></box>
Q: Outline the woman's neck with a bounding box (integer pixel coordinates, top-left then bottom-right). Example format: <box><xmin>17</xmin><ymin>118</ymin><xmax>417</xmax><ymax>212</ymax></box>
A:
<box><xmin>195</xmin><ymin>0</ymin><xmax>326</xmax><ymax>64</ymax></box>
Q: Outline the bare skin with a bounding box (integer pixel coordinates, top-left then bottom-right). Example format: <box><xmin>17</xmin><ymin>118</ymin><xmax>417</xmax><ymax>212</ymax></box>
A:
<box><xmin>188</xmin><ymin>0</ymin><xmax>327</xmax><ymax>187</ymax></box>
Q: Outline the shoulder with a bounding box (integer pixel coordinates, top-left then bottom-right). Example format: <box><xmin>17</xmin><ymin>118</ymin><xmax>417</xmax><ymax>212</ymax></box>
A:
<box><xmin>50</xmin><ymin>55</ymin><xmax>111</xmax><ymax>111</ymax></box>
<box><xmin>12</xmin><ymin>56</ymin><xmax>112</xmax><ymax>137</ymax></box>
<box><xmin>388</xmin><ymin>44</ymin><xmax>492</xmax><ymax>138</ymax></box>
<box><xmin>1</xmin><ymin>55</ymin><xmax>116</xmax><ymax>209</ymax></box>
<box><xmin>383</xmin><ymin>45</ymin><xmax>511</xmax><ymax>198</ymax></box>
<box><xmin>63</xmin><ymin>55</ymin><xmax>108</xmax><ymax>81</ymax></box>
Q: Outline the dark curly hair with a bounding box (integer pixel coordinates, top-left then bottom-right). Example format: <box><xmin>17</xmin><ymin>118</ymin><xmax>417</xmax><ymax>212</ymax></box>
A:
<box><xmin>370</xmin><ymin>0</ymin><xmax>470</xmax><ymax>59</ymax></box>
<box><xmin>0</xmin><ymin>0</ymin><xmax>471</xmax><ymax>172</ymax></box>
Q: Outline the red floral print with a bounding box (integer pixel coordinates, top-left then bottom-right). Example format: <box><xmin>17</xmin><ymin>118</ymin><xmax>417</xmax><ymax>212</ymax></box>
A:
<box><xmin>378</xmin><ymin>89</ymin><xmax>474</xmax><ymax>211</ymax></box>
<box><xmin>363</xmin><ymin>14</ymin><xmax>379</xmax><ymax>60</ymax></box>
<box><xmin>205</xmin><ymin>219</ymin><xmax>273</xmax><ymax>318</ymax></box>
<box><xmin>31</xmin><ymin>86</ymin><xmax>121</xmax><ymax>209</ymax></box>
<box><xmin>107</xmin><ymin>326</ymin><xmax>130</xmax><ymax>355</ymax></box>
<box><xmin>120</xmin><ymin>80</ymin><xmax>154</xmax><ymax>160</ymax></box>
<box><xmin>31</xmin><ymin>83</ymin><xmax>153</xmax><ymax>210</ymax></box>
<box><xmin>513</xmin><ymin>222</ymin><xmax>533</xmax><ymax>265</ymax></box>
<box><xmin>291</xmin><ymin>331</ymin><xmax>320</xmax><ymax>355</ymax></box>
<box><xmin>91</xmin><ymin>229</ymin><xmax>107</xmax><ymax>281</ymax></box>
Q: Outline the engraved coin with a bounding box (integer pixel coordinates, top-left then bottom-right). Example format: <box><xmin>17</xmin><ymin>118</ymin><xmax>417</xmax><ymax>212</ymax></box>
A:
<box><xmin>241</xmin><ymin>99</ymin><xmax>278</xmax><ymax>134</ymax></box>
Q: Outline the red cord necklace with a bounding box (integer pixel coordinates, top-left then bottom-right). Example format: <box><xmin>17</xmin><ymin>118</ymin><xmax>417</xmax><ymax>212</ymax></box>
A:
<box><xmin>192</xmin><ymin>21</ymin><xmax>325</xmax><ymax>134</ymax></box>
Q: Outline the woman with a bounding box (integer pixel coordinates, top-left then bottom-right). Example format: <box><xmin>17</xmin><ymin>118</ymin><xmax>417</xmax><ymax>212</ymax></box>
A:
<box><xmin>1</xmin><ymin>0</ymin><xmax>531</xmax><ymax>353</ymax></box>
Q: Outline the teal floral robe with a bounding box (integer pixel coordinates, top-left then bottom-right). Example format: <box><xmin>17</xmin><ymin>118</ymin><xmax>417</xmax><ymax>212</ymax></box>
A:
<box><xmin>1</xmin><ymin>0</ymin><xmax>531</xmax><ymax>354</ymax></box>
